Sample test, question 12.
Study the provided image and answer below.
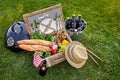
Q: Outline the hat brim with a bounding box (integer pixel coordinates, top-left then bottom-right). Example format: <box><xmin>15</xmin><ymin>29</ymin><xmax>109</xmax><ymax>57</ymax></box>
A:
<box><xmin>65</xmin><ymin>41</ymin><xmax>88</xmax><ymax>68</ymax></box>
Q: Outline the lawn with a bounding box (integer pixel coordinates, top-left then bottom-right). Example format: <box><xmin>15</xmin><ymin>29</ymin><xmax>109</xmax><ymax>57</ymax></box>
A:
<box><xmin>0</xmin><ymin>0</ymin><xmax>120</xmax><ymax>80</ymax></box>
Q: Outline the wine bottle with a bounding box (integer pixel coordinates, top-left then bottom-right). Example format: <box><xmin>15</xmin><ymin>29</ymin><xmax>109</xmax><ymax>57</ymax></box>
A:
<box><xmin>65</xmin><ymin>17</ymin><xmax>71</xmax><ymax>30</ymax></box>
<box><xmin>39</xmin><ymin>60</ymin><xmax>47</xmax><ymax>76</ymax></box>
<box><xmin>78</xmin><ymin>14</ymin><xmax>82</xmax><ymax>22</ymax></box>
<box><xmin>71</xmin><ymin>14</ymin><xmax>76</xmax><ymax>32</ymax></box>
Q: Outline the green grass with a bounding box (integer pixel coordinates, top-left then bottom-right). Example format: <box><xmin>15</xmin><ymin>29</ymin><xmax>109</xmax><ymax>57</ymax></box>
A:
<box><xmin>0</xmin><ymin>0</ymin><xmax>120</xmax><ymax>80</ymax></box>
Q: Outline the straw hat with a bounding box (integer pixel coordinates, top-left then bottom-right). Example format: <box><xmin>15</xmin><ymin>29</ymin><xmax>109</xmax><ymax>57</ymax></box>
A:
<box><xmin>65</xmin><ymin>41</ymin><xmax>88</xmax><ymax>68</ymax></box>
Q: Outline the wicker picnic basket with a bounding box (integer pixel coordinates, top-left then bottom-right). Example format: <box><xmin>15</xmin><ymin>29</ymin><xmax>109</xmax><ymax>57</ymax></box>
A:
<box><xmin>23</xmin><ymin>4</ymin><xmax>72</xmax><ymax>67</ymax></box>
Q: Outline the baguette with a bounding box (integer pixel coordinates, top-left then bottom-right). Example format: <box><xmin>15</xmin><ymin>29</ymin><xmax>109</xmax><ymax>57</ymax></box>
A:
<box><xmin>18</xmin><ymin>45</ymin><xmax>52</xmax><ymax>52</ymax></box>
<box><xmin>17</xmin><ymin>39</ymin><xmax>51</xmax><ymax>46</ymax></box>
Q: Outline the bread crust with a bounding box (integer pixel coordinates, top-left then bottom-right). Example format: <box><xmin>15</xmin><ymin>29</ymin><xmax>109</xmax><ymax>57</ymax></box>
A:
<box><xmin>19</xmin><ymin>45</ymin><xmax>52</xmax><ymax>52</ymax></box>
<box><xmin>17</xmin><ymin>39</ymin><xmax>51</xmax><ymax>46</ymax></box>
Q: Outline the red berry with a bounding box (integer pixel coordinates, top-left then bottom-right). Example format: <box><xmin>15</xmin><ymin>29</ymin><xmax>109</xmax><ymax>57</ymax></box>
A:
<box><xmin>49</xmin><ymin>45</ymin><xmax>53</xmax><ymax>49</ymax></box>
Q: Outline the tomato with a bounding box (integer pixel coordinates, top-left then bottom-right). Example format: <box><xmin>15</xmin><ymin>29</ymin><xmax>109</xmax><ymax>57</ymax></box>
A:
<box><xmin>51</xmin><ymin>49</ymin><xmax>57</xmax><ymax>55</ymax></box>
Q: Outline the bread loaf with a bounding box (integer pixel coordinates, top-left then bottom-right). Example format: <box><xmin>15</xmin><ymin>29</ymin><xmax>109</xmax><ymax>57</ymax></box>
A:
<box><xmin>17</xmin><ymin>39</ymin><xmax>51</xmax><ymax>46</ymax></box>
<box><xmin>18</xmin><ymin>45</ymin><xmax>52</xmax><ymax>52</ymax></box>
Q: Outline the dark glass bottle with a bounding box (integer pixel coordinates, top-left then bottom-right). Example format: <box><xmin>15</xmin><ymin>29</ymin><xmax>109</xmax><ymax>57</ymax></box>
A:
<box><xmin>78</xmin><ymin>14</ymin><xmax>82</xmax><ymax>21</ymax></box>
<box><xmin>65</xmin><ymin>17</ymin><xmax>72</xmax><ymax>30</ymax></box>
<box><xmin>78</xmin><ymin>15</ymin><xmax>83</xmax><ymax>28</ymax></box>
<box><xmin>71</xmin><ymin>14</ymin><xmax>76</xmax><ymax>32</ymax></box>
<box><xmin>39</xmin><ymin>60</ymin><xmax>47</xmax><ymax>76</ymax></box>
